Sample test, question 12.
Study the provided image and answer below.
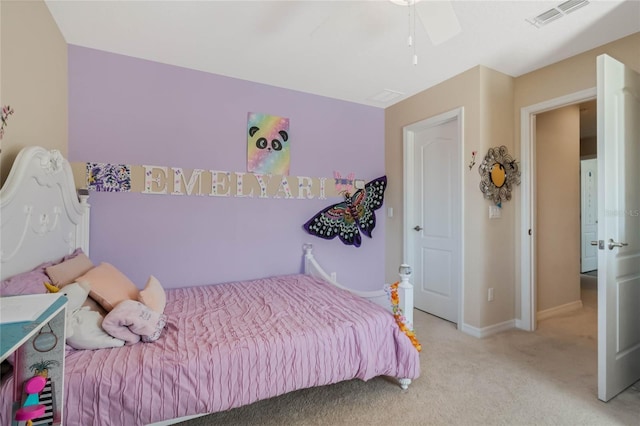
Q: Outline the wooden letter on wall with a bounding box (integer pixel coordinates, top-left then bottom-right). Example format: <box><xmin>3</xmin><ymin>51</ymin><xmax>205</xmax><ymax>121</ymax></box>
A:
<box><xmin>143</xmin><ymin>165</ymin><xmax>168</xmax><ymax>194</ymax></box>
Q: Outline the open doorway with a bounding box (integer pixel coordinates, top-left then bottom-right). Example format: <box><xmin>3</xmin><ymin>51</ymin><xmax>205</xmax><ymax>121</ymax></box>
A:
<box><xmin>530</xmin><ymin>99</ymin><xmax>598</xmax><ymax>360</ymax></box>
<box><xmin>519</xmin><ymin>88</ymin><xmax>595</xmax><ymax>332</ymax></box>
<box><xmin>535</xmin><ymin>104</ymin><xmax>583</xmax><ymax>323</ymax></box>
<box><xmin>578</xmin><ymin>100</ymin><xmax>598</xmax><ymax>332</ymax></box>
<box><xmin>534</xmin><ymin>99</ymin><xmax>597</xmax><ymax>323</ymax></box>
<box><xmin>579</xmin><ymin>99</ymin><xmax>598</xmax><ymax>277</ymax></box>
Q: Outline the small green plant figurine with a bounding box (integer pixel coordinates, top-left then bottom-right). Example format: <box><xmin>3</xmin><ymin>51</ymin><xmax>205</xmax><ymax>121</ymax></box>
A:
<box><xmin>29</xmin><ymin>359</ymin><xmax>60</xmax><ymax>378</ymax></box>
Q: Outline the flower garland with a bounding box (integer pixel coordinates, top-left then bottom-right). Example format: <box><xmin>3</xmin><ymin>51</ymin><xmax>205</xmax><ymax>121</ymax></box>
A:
<box><xmin>386</xmin><ymin>281</ymin><xmax>422</xmax><ymax>352</ymax></box>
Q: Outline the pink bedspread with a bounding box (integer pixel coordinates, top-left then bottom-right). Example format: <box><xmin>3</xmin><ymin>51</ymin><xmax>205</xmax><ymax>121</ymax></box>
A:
<box><xmin>2</xmin><ymin>274</ymin><xmax>420</xmax><ymax>425</ymax></box>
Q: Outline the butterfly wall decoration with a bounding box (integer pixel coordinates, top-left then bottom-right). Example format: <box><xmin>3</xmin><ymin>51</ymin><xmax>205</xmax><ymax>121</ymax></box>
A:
<box><xmin>303</xmin><ymin>176</ymin><xmax>387</xmax><ymax>248</ymax></box>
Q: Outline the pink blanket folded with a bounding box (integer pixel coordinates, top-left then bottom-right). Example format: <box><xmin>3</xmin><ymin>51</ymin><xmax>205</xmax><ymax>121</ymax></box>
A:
<box><xmin>102</xmin><ymin>300</ymin><xmax>166</xmax><ymax>344</ymax></box>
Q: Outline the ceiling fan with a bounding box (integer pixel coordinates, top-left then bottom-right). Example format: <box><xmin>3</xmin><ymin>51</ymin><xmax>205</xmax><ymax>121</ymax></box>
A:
<box><xmin>305</xmin><ymin>0</ymin><xmax>463</xmax><ymax>65</ymax></box>
<box><xmin>389</xmin><ymin>0</ymin><xmax>462</xmax><ymax>46</ymax></box>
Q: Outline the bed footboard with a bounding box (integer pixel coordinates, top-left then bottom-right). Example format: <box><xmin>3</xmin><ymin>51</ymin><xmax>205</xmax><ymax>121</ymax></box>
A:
<box><xmin>303</xmin><ymin>244</ymin><xmax>416</xmax><ymax>390</ymax></box>
<box><xmin>398</xmin><ymin>378</ymin><xmax>412</xmax><ymax>390</ymax></box>
<box><xmin>302</xmin><ymin>243</ymin><xmax>414</xmax><ymax>327</ymax></box>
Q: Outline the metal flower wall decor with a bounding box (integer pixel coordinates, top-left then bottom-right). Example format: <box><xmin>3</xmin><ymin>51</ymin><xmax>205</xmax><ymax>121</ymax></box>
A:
<box><xmin>478</xmin><ymin>145</ymin><xmax>520</xmax><ymax>207</ymax></box>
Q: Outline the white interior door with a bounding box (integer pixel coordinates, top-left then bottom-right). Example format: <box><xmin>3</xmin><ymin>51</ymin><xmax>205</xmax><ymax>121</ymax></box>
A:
<box><xmin>597</xmin><ymin>54</ymin><xmax>640</xmax><ymax>402</ymax></box>
<box><xmin>580</xmin><ymin>158</ymin><xmax>598</xmax><ymax>272</ymax></box>
<box><xmin>406</xmin><ymin>114</ymin><xmax>461</xmax><ymax>324</ymax></box>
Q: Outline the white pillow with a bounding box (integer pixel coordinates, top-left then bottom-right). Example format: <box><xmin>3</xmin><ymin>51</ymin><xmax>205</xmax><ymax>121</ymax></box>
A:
<box><xmin>66</xmin><ymin>308</ymin><xmax>125</xmax><ymax>350</ymax></box>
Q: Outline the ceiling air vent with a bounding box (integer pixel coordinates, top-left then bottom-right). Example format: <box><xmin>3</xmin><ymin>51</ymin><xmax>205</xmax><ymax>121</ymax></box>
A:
<box><xmin>369</xmin><ymin>89</ymin><xmax>404</xmax><ymax>103</ymax></box>
<box><xmin>557</xmin><ymin>0</ymin><xmax>590</xmax><ymax>14</ymax></box>
<box><xmin>527</xmin><ymin>0</ymin><xmax>589</xmax><ymax>28</ymax></box>
<box><xmin>531</xmin><ymin>8</ymin><xmax>562</xmax><ymax>27</ymax></box>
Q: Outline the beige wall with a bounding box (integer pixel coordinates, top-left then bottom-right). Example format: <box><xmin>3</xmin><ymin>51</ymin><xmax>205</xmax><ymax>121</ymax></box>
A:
<box><xmin>535</xmin><ymin>105</ymin><xmax>581</xmax><ymax>312</ymax></box>
<box><xmin>0</xmin><ymin>0</ymin><xmax>68</xmax><ymax>186</ymax></box>
<box><xmin>478</xmin><ymin>67</ymin><xmax>516</xmax><ymax>327</ymax></box>
<box><xmin>387</xmin><ymin>31</ymin><xmax>639</xmax><ymax>331</ymax></box>
<box><xmin>513</xmin><ymin>33</ymin><xmax>640</xmax><ymax>116</ymax></box>
<box><xmin>385</xmin><ymin>65</ymin><xmax>515</xmax><ymax>329</ymax></box>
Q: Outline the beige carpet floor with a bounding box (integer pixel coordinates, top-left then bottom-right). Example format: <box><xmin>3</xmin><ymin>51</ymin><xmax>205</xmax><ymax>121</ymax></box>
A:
<box><xmin>180</xmin><ymin>275</ymin><xmax>640</xmax><ymax>425</ymax></box>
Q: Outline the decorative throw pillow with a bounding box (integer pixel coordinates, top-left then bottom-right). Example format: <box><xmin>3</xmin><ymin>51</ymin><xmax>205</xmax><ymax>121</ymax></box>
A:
<box><xmin>44</xmin><ymin>251</ymin><xmax>107</xmax><ymax>315</ymax></box>
<box><xmin>76</xmin><ymin>263</ymin><xmax>140</xmax><ymax>312</ymax></box>
<box><xmin>141</xmin><ymin>314</ymin><xmax>167</xmax><ymax>343</ymax></box>
<box><xmin>138</xmin><ymin>275</ymin><xmax>166</xmax><ymax>314</ymax></box>
<box><xmin>80</xmin><ymin>294</ymin><xmax>108</xmax><ymax>317</ymax></box>
<box><xmin>45</xmin><ymin>251</ymin><xmax>94</xmax><ymax>287</ymax></box>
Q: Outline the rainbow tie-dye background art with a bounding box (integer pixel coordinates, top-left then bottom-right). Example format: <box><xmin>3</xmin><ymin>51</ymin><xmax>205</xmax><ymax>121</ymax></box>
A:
<box><xmin>247</xmin><ymin>112</ymin><xmax>290</xmax><ymax>175</ymax></box>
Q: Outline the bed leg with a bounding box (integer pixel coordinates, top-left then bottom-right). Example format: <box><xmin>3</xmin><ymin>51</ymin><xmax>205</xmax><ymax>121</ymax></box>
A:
<box><xmin>398</xmin><ymin>378</ymin><xmax>411</xmax><ymax>390</ymax></box>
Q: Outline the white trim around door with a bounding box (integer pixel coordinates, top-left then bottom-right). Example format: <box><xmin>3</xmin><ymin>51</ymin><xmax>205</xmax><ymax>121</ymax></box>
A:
<box><xmin>403</xmin><ymin>107</ymin><xmax>465</xmax><ymax>330</ymax></box>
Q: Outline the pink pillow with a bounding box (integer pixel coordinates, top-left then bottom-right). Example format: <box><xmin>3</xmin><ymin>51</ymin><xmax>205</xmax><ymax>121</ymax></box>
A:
<box><xmin>0</xmin><ymin>267</ymin><xmax>51</xmax><ymax>296</ymax></box>
<box><xmin>77</xmin><ymin>263</ymin><xmax>140</xmax><ymax>312</ymax></box>
<box><xmin>0</xmin><ymin>249</ymin><xmax>83</xmax><ymax>296</ymax></box>
<box><xmin>138</xmin><ymin>275</ymin><xmax>166</xmax><ymax>314</ymax></box>
<box><xmin>46</xmin><ymin>252</ymin><xmax>94</xmax><ymax>287</ymax></box>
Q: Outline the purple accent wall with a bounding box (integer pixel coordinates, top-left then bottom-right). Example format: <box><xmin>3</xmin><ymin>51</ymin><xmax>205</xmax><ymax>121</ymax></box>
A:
<box><xmin>68</xmin><ymin>46</ymin><xmax>386</xmax><ymax>291</ymax></box>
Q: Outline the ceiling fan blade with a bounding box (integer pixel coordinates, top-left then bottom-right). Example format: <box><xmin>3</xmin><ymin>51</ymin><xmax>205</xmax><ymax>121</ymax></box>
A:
<box><xmin>416</xmin><ymin>1</ymin><xmax>461</xmax><ymax>45</ymax></box>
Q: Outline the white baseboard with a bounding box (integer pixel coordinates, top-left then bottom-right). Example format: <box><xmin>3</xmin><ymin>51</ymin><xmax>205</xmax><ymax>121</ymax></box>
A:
<box><xmin>461</xmin><ymin>319</ymin><xmax>516</xmax><ymax>338</ymax></box>
<box><xmin>515</xmin><ymin>318</ymin><xmax>527</xmax><ymax>330</ymax></box>
<box><xmin>537</xmin><ymin>300</ymin><xmax>583</xmax><ymax>321</ymax></box>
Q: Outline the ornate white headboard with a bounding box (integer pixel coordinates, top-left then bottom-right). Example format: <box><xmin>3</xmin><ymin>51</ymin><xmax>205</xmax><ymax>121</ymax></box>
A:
<box><xmin>0</xmin><ymin>147</ymin><xmax>90</xmax><ymax>280</ymax></box>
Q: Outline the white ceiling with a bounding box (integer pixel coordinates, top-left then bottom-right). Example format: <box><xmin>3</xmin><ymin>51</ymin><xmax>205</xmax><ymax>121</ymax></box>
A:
<box><xmin>45</xmin><ymin>0</ymin><xmax>640</xmax><ymax>108</ymax></box>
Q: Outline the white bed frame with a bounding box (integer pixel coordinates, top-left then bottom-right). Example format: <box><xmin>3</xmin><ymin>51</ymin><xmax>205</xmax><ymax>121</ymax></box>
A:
<box><xmin>1</xmin><ymin>147</ymin><xmax>416</xmax><ymax>424</ymax></box>
<box><xmin>303</xmin><ymin>244</ymin><xmax>414</xmax><ymax>327</ymax></box>
<box><xmin>0</xmin><ymin>147</ymin><xmax>90</xmax><ymax>280</ymax></box>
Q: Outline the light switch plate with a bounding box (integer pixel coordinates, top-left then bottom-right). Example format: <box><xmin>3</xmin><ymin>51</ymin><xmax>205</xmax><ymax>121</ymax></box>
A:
<box><xmin>489</xmin><ymin>205</ymin><xmax>501</xmax><ymax>219</ymax></box>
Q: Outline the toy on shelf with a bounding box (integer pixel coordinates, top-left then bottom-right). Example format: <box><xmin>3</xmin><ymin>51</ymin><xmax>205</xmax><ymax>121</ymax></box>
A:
<box><xmin>14</xmin><ymin>375</ymin><xmax>47</xmax><ymax>426</ymax></box>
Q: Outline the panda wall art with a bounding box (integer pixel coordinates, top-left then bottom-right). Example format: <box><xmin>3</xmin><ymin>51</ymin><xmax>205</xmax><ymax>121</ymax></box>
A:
<box><xmin>247</xmin><ymin>112</ymin><xmax>290</xmax><ymax>175</ymax></box>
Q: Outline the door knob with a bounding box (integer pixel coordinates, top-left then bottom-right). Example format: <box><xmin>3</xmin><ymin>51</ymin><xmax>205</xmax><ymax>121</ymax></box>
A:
<box><xmin>414</xmin><ymin>225</ymin><xmax>423</xmax><ymax>232</ymax></box>
<box><xmin>608</xmin><ymin>238</ymin><xmax>629</xmax><ymax>250</ymax></box>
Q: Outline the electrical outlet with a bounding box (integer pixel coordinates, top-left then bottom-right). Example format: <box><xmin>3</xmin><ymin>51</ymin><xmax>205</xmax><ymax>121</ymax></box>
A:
<box><xmin>488</xmin><ymin>288</ymin><xmax>494</xmax><ymax>302</ymax></box>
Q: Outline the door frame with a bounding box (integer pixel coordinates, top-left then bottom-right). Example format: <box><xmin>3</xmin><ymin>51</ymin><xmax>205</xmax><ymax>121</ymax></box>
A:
<box><xmin>518</xmin><ymin>87</ymin><xmax>596</xmax><ymax>331</ymax></box>
<box><xmin>403</xmin><ymin>107</ymin><xmax>464</xmax><ymax>329</ymax></box>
